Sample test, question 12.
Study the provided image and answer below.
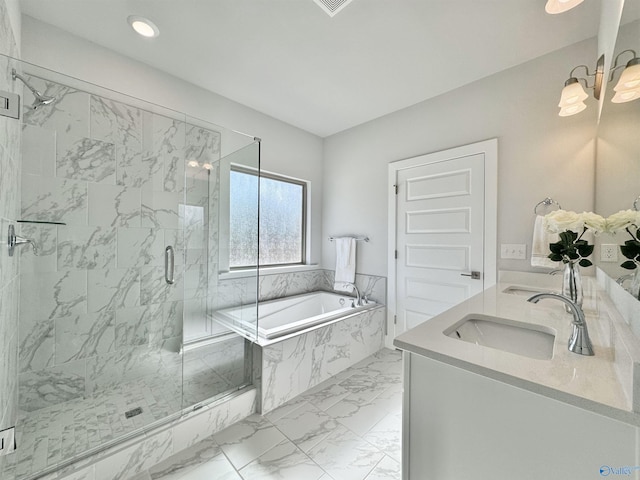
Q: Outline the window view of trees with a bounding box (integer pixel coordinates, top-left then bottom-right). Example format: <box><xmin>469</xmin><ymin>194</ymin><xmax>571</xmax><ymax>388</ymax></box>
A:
<box><xmin>229</xmin><ymin>169</ymin><xmax>305</xmax><ymax>268</ymax></box>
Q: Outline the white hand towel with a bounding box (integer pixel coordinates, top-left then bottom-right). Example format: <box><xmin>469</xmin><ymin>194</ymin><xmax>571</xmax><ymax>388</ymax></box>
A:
<box><xmin>333</xmin><ymin>237</ymin><xmax>356</xmax><ymax>292</ymax></box>
<box><xmin>531</xmin><ymin>215</ymin><xmax>559</xmax><ymax>268</ymax></box>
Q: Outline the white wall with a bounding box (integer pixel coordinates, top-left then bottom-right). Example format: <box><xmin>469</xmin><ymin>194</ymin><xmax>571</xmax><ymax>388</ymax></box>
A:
<box><xmin>20</xmin><ymin>15</ymin><xmax>325</xmax><ymax>265</ymax></box>
<box><xmin>323</xmin><ymin>36</ymin><xmax>599</xmax><ymax>277</ymax></box>
<box><xmin>21</xmin><ymin>15</ymin><xmax>602</xmax><ymax>280</ymax></box>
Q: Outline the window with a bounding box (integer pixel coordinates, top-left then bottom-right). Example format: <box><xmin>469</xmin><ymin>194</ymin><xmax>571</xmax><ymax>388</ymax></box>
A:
<box><xmin>229</xmin><ymin>167</ymin><xmax>307</xmax><ymax>268</ymax></box>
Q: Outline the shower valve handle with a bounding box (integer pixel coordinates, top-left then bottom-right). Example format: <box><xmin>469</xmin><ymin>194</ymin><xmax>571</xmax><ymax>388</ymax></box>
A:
<box><xmin>7</xmin><ymin>224</ymin><xmax>38</xmax><ymax>257</ymax></box>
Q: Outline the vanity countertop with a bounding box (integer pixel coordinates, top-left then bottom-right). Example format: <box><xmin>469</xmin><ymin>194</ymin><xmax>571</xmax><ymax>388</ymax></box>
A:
<box><xmin>393</xmin><ymin>271</ymin><xmax>640</xmax><ymax>427</ymax></box>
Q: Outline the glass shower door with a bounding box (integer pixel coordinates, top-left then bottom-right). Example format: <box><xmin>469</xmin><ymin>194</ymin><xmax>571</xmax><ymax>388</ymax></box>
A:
<box><xmin>1</xmin><ymin>55</ymin><xmax>261</xmax><ymax>480</ymax></box>
<box><xmin>8</xmin><ymin>58</ymin><xmax>188</xmax><ymax>480</ymax></box>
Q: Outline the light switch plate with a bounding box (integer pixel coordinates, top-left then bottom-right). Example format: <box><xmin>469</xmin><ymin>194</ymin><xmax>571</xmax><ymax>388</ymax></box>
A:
<box><xmin>501</xmin><ymin>244</ymin><xmax>527</xmax><ymax>260</ymax></box>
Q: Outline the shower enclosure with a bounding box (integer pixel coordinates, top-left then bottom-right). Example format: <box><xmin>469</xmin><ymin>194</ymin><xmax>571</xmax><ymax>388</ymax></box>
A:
<box><xmin>0</xmin><ymin>55</ymin><xmax>260</xmax><ymax>480</ymax></box>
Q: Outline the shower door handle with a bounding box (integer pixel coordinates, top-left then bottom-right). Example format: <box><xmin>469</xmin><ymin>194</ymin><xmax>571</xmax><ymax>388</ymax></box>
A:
<box><xmin>165</xmin><ymin>246</ymin><xmax>175</xmax><ymax>285</ymax></box>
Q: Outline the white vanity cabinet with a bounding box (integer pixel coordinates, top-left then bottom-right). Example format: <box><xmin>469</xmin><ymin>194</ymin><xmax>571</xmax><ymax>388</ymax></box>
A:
<box><xmin>395</xmin><ymin>273</ymin><xmax>640</xmax><ymax>480</ymax></box>
<box><xmin>402</xmin><ymin>352</ymin><xmax>639</xmax><ymax>480</ymax></box>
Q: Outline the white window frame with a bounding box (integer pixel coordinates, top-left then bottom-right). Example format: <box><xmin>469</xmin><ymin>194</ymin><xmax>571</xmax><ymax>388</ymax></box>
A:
<box><xmin>219</xmin><ymin>163</ymin><xmax>311</xmax><ymax>274</ymax></box>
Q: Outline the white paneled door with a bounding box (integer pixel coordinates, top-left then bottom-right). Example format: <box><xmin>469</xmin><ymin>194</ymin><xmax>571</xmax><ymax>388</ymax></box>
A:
<box><xmin>389</xmin><ymin>140</ymin><xmax>497</xmax><ymax>338</ymax></box>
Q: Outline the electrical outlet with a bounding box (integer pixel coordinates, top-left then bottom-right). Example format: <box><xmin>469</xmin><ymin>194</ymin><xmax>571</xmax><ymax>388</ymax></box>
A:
<box><xmin>0</xmin><ymin>427</ymin><xmax>16</xmax><ymax>456</ymax></box>
<box><xmin>500</xmin><ymin>244</ymin><xmax>527</xmax><ymax>260</ymax></box>
<box><xmin>600</xmin><ymin>244</ymin><xmax>619</xmax><ymax>262</ymax></box>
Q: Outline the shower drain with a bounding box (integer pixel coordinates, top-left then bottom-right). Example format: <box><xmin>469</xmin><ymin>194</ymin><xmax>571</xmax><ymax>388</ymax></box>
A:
<box><xmin>124</xmin><ymin>407</ymin><xmax>143</xmax><ymax>419</ymax></box>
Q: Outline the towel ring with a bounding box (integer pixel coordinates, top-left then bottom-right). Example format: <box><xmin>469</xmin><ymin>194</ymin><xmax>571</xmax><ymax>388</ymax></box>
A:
<box><xmin>534</xmin><ymin>197</ymin><xmax>562</xmax><ymax>215</ymax></box>
<box><xmin>633</xmin><ymin>196</ymin><xmax>640</xmax><ymax>211</ymax></box>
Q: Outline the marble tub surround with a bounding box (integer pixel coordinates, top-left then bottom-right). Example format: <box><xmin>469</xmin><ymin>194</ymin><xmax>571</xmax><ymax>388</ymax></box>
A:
<box><xmin>258</xmin><ymin>305</ymin><xmax>386</xmax><ymax>413</ymax></box>
<box><xmin>394</xmin><ymin>271</ymin><xmax>640</xmax><ymax>426</ymax></box>
<box><xmin>110</xmin><ymin>349</ymin><xmax>402</xmax><ymax>480</ymax></box>
<box><xmin>210</xmin><ymin>268</ymin><xmax>386</xmax><ymax>343</ymax></box>
<box><xmin>215</xmin><ymin>269</ymin><xmax>386</xmax><ymax>311</ymax></box>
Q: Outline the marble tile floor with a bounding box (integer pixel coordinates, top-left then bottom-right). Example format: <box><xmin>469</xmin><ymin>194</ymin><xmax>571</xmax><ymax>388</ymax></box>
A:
<box><xmin>8</xmin><ymin>337</ymin><xmax>248</xmax><ymax>480</ymax></box>
<box><xmin>132</xmin><ymin>348</ymin><xmax>403</xmax><ymax>480</ymax></box>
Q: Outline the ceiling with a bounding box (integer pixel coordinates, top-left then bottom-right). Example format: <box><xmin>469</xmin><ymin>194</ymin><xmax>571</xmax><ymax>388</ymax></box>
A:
<box><xmin>20</xmin><ymin>0</ymin><xmax>607</xmax><ymax>137</ymax></box>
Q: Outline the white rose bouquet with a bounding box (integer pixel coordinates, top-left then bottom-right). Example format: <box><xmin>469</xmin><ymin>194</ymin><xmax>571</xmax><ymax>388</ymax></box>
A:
<box><xmin>544</xmin><ymin>210</ymin><xmax>605</xmax><ymax>266</ymax></box>
<box><xmin>605</xmin><ymin>210</ymin><xmax>640</xmax><ymax>270</ymax></box>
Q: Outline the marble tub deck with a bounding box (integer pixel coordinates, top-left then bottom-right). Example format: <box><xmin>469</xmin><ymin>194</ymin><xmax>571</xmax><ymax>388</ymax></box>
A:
<box><xmin>130</xmin><ymin>348</ymin><xmax>402</xmax><ymax>480</ymax></box>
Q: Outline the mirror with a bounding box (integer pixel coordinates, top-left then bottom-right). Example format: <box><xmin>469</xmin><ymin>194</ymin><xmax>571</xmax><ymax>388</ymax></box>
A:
<box><xmin>594</xmin><ymin>4</ymin><xmax>640</xmax><ymax>292</ymax></box>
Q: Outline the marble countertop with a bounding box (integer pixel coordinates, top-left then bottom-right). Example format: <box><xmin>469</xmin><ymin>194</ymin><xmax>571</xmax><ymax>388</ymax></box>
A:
<box><xmin>393</xmin><ymin>271</ymin><xmax>640</xmax><ymax>427</ymax></box>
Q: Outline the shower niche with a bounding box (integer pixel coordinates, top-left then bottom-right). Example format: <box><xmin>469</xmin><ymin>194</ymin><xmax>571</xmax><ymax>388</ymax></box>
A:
<box><xmin>0</xmin><ymin>55</ymin><xmax>260</xmax><ymax>480</ymax></box>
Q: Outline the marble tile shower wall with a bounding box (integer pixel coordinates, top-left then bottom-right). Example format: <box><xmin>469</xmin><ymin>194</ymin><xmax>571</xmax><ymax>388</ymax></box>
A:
<box><xmin>16</xmin><ymin>74</ymin><xmax>220</xmax><ymax>417</ymax></box>
<box><xmin>0</xmin><ymin>7</ymin><xmax>22</xmax><ymax>478</ymax></box>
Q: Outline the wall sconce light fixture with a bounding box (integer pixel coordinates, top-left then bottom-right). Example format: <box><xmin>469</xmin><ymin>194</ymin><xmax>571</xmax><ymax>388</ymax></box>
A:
<box><xmin>557</xmin><ymin>54</ymin><xmax>604</xmax><ymax>116</ymax></box>
<box><xmin>558</xmin><ymin>50</ymin><xmax>640</xmax><ymax>116</ymax></box>
<box><xmin>545</xmin><ymin>0</ymin><xmax>584</xmax><ymax>15</ymax></box>
<box><xmin>610</xmin><ymin>49</ymin><xmax>640</xmax><ymax>103</ymax></box>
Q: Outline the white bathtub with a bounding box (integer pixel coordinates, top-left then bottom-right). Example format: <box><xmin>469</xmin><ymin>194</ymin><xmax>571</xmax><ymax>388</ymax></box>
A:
<box><xmin>213</xmin><ymin>291</ymin><xmax>377</xmax><ymax>342</ymax></box>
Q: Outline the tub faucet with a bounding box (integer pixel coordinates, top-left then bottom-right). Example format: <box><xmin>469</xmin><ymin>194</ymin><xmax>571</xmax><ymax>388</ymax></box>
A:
<box><xmin>342</xmin><ymin>282</ymin><xmax>362</xmax><ymax>306</ymax></box>
<box><xmin>616</xmin><ymin>274</ymin><xmax>634</xmax><ymax>287</ymax></box>
<box><xmin>527</xmin><ymin>292</ymin><xmax>594</xmax><ymax>356</ymax></box>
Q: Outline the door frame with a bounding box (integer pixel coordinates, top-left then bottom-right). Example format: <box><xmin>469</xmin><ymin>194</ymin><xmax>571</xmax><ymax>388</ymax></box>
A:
<box><xmin>386</xmin><ymin>138</ymin><xmax>498</xmax><ymax>347</ymax></box>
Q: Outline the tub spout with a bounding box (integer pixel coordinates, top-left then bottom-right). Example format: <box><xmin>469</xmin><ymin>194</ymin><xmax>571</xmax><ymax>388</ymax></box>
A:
<box><xmin>341</xmin><ymin>282</ymin><xmax>362</xmax><ymax>306</ymax></box>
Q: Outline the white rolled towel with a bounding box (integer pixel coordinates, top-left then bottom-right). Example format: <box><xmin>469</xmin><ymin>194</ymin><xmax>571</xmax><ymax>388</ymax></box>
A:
<box><xmin>333</xmin><ymin>237</ymin><xmax>356</xmax><ymax>292</ymax></box>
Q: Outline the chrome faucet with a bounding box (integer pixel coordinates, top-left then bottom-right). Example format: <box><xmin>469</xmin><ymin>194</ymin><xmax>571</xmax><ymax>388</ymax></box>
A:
<box><xmin>527</xmin><ymin>293</ymin><xmax>594</xmax><ymax>356</ymax></box>
<box><xmin>342</xmin><ymin>282</ymin><xmax>362</xmax><ymax>306</ymax></box>
<box><xmin>616</xmin><ymin>274</ymin><xmax>634</xmax><ymax>287</ymax></box>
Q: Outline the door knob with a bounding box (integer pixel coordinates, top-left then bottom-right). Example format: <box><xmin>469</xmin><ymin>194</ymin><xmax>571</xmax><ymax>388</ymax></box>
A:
<box><xmin>460</xmin><ymin>271</ymin><xmax>481</xmax><ymax>280</ymax></box>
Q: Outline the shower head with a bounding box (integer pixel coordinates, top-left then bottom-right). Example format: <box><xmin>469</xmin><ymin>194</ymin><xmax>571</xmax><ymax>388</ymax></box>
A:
<box><xmin>11</xmin><ymin>69</ymin><xmax>55</xmax><ymax>110</ymax></box>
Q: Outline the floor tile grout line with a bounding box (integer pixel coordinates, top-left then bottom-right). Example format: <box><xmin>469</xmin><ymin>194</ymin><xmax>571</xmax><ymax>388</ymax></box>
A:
<box><xmin>263</xmin><ymin>410</ymin><xmax>330</xmax><ymax>470</ymax></box>
<box><xmin>219</xmin><ymin>447</ymin><xmax>245</xmax><ymax>480</ymax></box>
<box><xmin>264</xmin><ymin>395</ymin><xmax>391</xmax><ymax>478</ymax></box>
<box><xmin>263</xmin><ymin>399</ymin><xmax>387</xmax><ymax>479</ymax></box>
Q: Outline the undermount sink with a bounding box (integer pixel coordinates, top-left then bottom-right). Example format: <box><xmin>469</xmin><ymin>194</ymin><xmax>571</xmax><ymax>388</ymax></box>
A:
<box><xmin>502</xmin><ymin>285</ymin><xmax>558</xmax><ymax>297</ymax></box>
<box><xmin>444</xmin><ymin>314</ymin><xmax>555</xmax><ymax>360</ymax></box>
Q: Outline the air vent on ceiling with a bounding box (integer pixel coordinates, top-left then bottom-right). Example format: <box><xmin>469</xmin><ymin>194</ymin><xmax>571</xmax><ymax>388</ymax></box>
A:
<box><xmin>312</xmin><ymin>0</ymin><xmax>355</xmax><ymax>17</ymax></box>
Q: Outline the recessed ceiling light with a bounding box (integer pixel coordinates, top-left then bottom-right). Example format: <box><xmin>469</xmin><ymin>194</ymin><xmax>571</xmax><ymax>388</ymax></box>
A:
<box><xmin>127</xmin><ymin>15</ymin><xmax>159</xmax><ymax>38</ymax></box>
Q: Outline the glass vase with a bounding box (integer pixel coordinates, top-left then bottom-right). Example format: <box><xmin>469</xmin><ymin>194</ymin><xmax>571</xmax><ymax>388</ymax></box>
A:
<box><xmin>630</xmin><ymin>268</ymin><xmax>640</xmax><ymax>301</ymax></box>
<box><xmin>562</xmin><ymin>261</ymin><xmax>583</xmax><ymax>310</ymax></box>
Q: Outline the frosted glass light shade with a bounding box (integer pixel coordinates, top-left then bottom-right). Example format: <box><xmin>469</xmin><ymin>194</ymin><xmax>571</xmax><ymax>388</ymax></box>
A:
<box><xmin>612</xmin><ymin>88</ymin><xmax>640</xmax><ymax>103</ymax></box>
<box><xmin>558</xmin><ymin>79</ymin><xmax>588</xmax><ymax>107</ymax></box>
<box><xmin>559</xmin><ymin>102</ymin><xmax>587</xmax><ymax>117</ymax></box>
<box><xmin>611</xmin><ymin>60</ymin><xmax>640</xmax><ymax>103</ymax></box>
<box><xmin>545</xmin><ymin>0</ymin><xmax>584</xmax><ymax>14</ymax></box>
<box><xmin>614</xmin><ymin>62</ymin><xmax>640</xmax><ymax>89</ymax></box>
